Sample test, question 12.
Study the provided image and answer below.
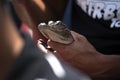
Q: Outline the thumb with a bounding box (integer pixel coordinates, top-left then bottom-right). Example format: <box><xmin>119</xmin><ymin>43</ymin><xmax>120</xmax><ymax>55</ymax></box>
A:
<box><xmin>47</xmin><ymin>39</ymin><xmax>66</xmax><ymax>51</ymax></box>
<box><xmin>71</xmin><ymin>31</ymin><xmax>86</xmax><ymax>41</ymax></box>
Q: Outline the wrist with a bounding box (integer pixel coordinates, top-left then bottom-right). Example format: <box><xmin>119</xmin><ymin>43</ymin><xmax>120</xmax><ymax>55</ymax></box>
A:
<box><xmin>92</xmin><ymin>53</ymin><xmax>120</xmax><ymax>79</ymax></box>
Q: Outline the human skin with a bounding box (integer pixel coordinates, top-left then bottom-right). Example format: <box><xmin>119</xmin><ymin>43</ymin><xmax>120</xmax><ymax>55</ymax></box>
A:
<box><xmin>48</xmin><ymin>31</ymin><xmax>120</xmax><ymax>80</ymax></box>
<box><xmin>12</xmin><ymin>0</ymin><xmax>120</xmax><ymax>79</ymax></box>
<box><xmin>12</xmin><ymin>0</ymin><xmax>67</xmax><ymax>41</ymax></box>
<box><xmin>0</xmin><ymin>6</ymin><xmax>24</xmax><ymax>80</ymax></box>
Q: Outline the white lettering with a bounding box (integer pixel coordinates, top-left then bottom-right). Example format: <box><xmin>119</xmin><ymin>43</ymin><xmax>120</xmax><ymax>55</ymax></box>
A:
<box><xmin>111</xmin><ymin>18</ymin><xmax>117</xmax><ymax>28</ymax></box>
<box><xmin>88</xmin><ymin>2</ymin><xmax>94</xmax><ymax>16</ymax></box>
<box><xmin>92</xmin><ymin>3</ymin><xmax>104</xmax><ymax>19</ymax></box>
<box><xmin>115</xmin><ymin>20</ymin><xmax>120</xmax><ymax>28</ymax></box>
<box><xmin>104</xmin><ymin>5</ymin><xmax>116</xmax><ymax>20</ymax></box>
<box><xmin>111</xmin><ymin>18</ymin><xmax>120</xmax><ymax>28</ymax></box>
<box><xmin>116</xmin><ymin>8</ymin><xmax>120</xmax><ymax>19</ymax></box>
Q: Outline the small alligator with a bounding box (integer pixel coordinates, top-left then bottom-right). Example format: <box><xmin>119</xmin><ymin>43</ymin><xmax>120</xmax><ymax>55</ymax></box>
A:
<box><xmin>38</xmin><ymin>21</ymin><xmax>74</xmax><ymax>44</ymax></box>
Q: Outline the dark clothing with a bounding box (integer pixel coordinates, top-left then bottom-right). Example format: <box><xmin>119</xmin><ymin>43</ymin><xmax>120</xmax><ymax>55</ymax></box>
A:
<box><xmin>7</xmin><ymin>33</ymin><xmax>91</xmax><ymax>80</ymax></box>
<box><xmin>72</xmin><ymin>0</ymin><xmax>120</xmax><ymax>54</ymax></box>
<box><xmin>63</xmin><ymin>0</ymin><xmax>120</xmax><ymax>54</ymax></box>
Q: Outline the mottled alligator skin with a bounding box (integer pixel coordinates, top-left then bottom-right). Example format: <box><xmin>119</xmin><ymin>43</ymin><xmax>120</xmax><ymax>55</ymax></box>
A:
<box><xmin>38</xmin><ymin>21</ymin><xmax>74</xmax><ymax>44</ymax></box>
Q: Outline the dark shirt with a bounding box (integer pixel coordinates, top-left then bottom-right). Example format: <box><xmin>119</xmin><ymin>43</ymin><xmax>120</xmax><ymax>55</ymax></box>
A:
<box><xmin>7</xmin><ymin>33</ymin><xmax>91</xmax><ymax>80</ymax></box>
<box><xmin>63</xmin><ymin>0</ymin><xmax>120</xmax><ymax>55</ymax></box>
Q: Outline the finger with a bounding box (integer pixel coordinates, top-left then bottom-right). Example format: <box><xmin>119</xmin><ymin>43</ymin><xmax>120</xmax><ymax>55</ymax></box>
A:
<box><xmin>47</xmin><ymin>39</ymin><xmax>66</xmax><ymax>52</ymax></box>
<box><xmin>71</xmin><ymin>31</ymin><xmax>87</xmax><ymax>41</ymax></box>
<box><xmin>37</xmin><ymin>40</ymin><xmax>56</xmax><ymax>55</ymax></box>
<box><xmin>37</xmin><ymin>40</ymin><xmax>48</xmax><ymax>54</ymax></box>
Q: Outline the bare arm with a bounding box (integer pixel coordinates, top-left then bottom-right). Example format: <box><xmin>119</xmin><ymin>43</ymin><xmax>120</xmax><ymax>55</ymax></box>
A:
<box><xmin>48</xmin><ymin>31</ymin><xmax>120</xmax><ymax>80</ymax></box>
<box><xmin>0</xmin><ymin>8</ymin><xmax>24</xmax><ymax>80</ymax></box>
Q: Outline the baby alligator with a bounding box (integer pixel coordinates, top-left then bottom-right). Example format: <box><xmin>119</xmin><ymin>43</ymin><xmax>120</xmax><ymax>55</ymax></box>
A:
<box><xmin>38</xmin><ymin>21</ymin><xmax>74</xmax><ymax>44</ymax></box>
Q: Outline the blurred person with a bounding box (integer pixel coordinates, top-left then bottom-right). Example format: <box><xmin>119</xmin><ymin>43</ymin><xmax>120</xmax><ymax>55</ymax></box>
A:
<box><xmin>0</xmin><ymin>0</ymin><xmax>91</xmax><ymax>80</ymax></box>
<box><xmin>12</xmin><ymin>0</ymin><xmax>120</xmax><ymax>80</ymax></box>
<box><xmin>12</xmin><ymin>0</ymin><xmax>67</xmax><ymax>41</ymax></box>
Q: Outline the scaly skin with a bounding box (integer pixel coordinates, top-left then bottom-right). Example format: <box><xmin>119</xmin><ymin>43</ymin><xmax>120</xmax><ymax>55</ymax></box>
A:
<box><xmin>38</xmin><ymin>21</ymin><xmax>74</xmax><ymax>44</ymax></box>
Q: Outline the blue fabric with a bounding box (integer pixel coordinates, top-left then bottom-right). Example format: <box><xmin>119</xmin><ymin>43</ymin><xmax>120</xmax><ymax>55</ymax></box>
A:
<box><xmin>62</xmin><ymin>0</ymin><xmax>72</xmax><ymax>29</ymax></box>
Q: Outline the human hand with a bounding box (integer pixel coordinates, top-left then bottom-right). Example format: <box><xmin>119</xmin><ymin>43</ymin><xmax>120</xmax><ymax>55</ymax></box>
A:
<box><xmin>47</xmin><ymin>31</ymin><xmax>106</xmax><ymax>77</ymax></box>
<box><xmin>47</xmin><ymin>31</ymin><xmax>100</xmax><ymax>60</ymax></box>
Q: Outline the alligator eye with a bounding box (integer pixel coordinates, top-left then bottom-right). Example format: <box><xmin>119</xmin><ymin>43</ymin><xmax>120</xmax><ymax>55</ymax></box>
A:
<box><xmin>48</xmin><ymin>21</ymin><xmax>54</xmax><ymax>25</ymax></box>
<box><xmin>55</xmin><ymin>21</ymin><xmax>62</xmax><ymax>25</ymax></box>
<box><xmin>39</xmin><ymin>23</ymin><xmax>46</xmax><ymax>26</ymax></box>
<box><xmin>38</xmin><ymin>23</ymin><xmax>47</xmax><ymax>30</ymax></box>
